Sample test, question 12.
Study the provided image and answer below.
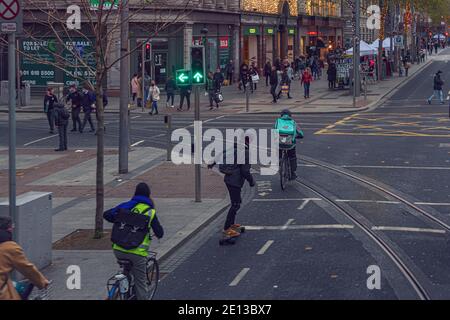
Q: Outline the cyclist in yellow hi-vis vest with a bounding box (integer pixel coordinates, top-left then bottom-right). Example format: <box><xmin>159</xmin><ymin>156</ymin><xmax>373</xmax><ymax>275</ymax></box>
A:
<box><xmin>104</xmin><ymin>183</ymin><xmax>164</xmax><ymax>300</ymax></box>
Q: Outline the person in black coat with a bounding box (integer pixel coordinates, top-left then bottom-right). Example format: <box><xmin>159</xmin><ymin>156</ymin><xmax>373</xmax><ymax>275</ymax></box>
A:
<box><xmin>208</xmin><ymin>138</ymin><xmax>255</xmax><ymax>238</ymax></box>
<box><xmin>44</xmin><ymin>87</ymin><xmax>58</xmax><ymax>134</ymax></box>
<box><xmin>80</xmin><ymin>85</ymin><xmax>96</xmax><ymax>133</ymax></box>
<box><xmin>177</xmin><ymin>84</ymin><xmax>192</xmax><ymax>111</ymax></box>
<box><xmin>165</xmin><ymin>76</ymin><xmax>177</xmax><ymax>108</ymax></box>
<box><xmin>66</xmin><ymin>84</ymin><xmax>82</xmax><ymax>132</ymax></box>
<box><xmin>427</xmin><ymin>70</ymin><xmax>445</xmax><ymax>104</ymax></box>
<box><xmin>269</xmin><ymin>66</ymin><xmax>279</xmax><ymax>103</ymax></box>
<box><xmin>53</xmin><ymin>103</ymin><xmax>69</xmax><ymax>151</ymax></box>
<box><xmin>327</xmin><ymin>63</ymin><xmax>337</xmax><ymax>89</ymax></box>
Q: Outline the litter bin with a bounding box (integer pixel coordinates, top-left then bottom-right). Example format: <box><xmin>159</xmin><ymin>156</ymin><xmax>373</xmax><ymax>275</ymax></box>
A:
<box><xmin>0</xmin><ymin>192</ymin><xmax>53</xmax><ymax>271</ymax></box>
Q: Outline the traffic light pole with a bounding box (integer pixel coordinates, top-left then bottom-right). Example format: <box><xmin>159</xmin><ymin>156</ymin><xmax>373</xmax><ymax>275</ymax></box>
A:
<box><xmin>142</xmin><ymin>45</ymin><xmax>145</xmax><ymax>112</ymax></box>
<box><xmin>194</xmin><ymin>85</ymin><xmax>201</xmax><ymax>203</ymax></box>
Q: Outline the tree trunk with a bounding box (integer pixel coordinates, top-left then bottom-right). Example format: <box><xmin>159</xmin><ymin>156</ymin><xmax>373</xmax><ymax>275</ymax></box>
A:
<box><xmin>94</xmin><ymin>82</ymin><xmax>104</xmax><ymax>239</ymax></box>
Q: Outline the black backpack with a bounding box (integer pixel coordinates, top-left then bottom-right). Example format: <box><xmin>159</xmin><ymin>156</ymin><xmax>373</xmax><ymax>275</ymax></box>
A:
<box><xmin>111</xmin><ymin>207</ymin><xmax>150</xmax><ymax>250</ymax></box>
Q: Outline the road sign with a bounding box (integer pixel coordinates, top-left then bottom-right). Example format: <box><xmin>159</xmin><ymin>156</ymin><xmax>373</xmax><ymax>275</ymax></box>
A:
<box><xmin>394</xmin><ymin>35</ymin><xmax>403</xmax><ymax>47</ymax></box>
<box><xmin>191</xmin><ymin>46</ymin><xmax>205</xmax><ymax>85</ymax></box>
<box><xmin>0</xmin><ymin>0</ymin><xmax>22</xmax><ymax>33</ymax></box>
<box><xmin>176</xmin><ymin>69</ymin><xmax>191</xmax><ymax>86</ymax></box>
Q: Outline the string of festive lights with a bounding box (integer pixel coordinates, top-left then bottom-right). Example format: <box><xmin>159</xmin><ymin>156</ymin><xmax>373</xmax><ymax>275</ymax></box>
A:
<box><xmin>242</xmin><ymin>0</ymin><xmax>298</xmax><ymax>16</ymax></box>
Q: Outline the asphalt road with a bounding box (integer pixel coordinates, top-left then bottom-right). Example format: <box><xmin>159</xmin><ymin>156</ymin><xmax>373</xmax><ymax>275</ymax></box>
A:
<box><xmin>1</xmin><ymin>50</ymin><xmax>450</xmax><ymax>299</ymax></box>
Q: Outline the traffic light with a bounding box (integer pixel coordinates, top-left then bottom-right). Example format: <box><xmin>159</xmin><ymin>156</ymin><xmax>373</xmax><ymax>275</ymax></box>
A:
<box><xmin>144</xmin><ymin>42</ymin><xmax>151</xmax><ymax>61</ymax></box>
<box><xmin>176</xmin><ymin>69</ymin><xmax>191</xmax><ymax>86</ymax></box>
<box><xmin>191</xmin><ymin>46</ymin><xmax>205</xmax><ymax>85</ymax></box>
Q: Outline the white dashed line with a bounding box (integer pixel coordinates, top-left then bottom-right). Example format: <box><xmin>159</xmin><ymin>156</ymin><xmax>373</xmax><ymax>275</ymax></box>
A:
<box><xmin>282</xmin><ymin>219</ymin><xmax>295</xmax><ymax>230</ymax></box>
<box><xmin>131</xmin><ymin>140</ymin><xmax>145</xmax><ymax>147</ymax></box>
<box><xmin>229</xmin><ymin>268</ymin><xmax>250</xmax><ymax>287</ymax></box>
<box><xmin>24</xmin><ymin>134</ymin><xmax>58</xmax><ymax>146</ymax></box>
<box><xmin>245</xmin><ymin>224</ymin><xmax>354</xmax><ymax>231</ymax></box>
<box><xmin>257</xmin><ymin>240</ymin><xmax>274</xmax><ymax>255</ymax></box>
<box><xmin>253</xmin><ymin>198</ymin><xmax>322</xmax><ymax>202</ymax></box>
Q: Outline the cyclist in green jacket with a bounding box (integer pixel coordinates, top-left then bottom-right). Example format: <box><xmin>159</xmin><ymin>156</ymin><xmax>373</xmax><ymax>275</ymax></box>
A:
<box><xmin>274</xmin><ymin>109</ymin><xmax>304</xmax><ymax>179</ymax></box>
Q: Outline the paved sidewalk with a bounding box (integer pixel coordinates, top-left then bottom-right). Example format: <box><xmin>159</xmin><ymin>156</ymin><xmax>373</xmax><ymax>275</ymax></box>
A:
<box><xmin>0</xmin><ymin>147</ymin><xmax>230</xmax><ymax>300</ymax></box>
<box><xmin>1</xmin><ymin>49</ymin><xmax>446</xmax><ymax>115</ymax></box>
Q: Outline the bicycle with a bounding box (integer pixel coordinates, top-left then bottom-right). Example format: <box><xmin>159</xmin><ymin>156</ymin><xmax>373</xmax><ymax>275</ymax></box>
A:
<box><xmin>279</xmin><ymin>134</ymin><xmax>294</xmax><ymax>191</ymax></box>
<box><xmin>106</xmin><ymin>251</ymin><xmax>159</xmax><ymax>300</ymax></box>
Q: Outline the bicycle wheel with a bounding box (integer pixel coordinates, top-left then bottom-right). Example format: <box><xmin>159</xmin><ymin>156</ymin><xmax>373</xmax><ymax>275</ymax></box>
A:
<box><xmin>280</xmin><ymin>153</ymin><xmax>287</xmax><ymax>190</ymax></box>
<box><xmin>146</xmin><ymin>257</ymin><xmax>160</xmax><ymax>300</ymax></box>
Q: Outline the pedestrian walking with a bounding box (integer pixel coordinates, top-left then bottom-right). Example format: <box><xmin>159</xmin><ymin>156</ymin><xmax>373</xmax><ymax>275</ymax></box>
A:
<box><xmin>213</xmin><ymin>67</ymin><xmax>224</xmax><ymax>92</ymax></box>
<box><xmin>280</xmin><ymin>68</ymin><xmax>293</xmax><ymax>99</ymax></box>
<box><xmin>301</xmin><ymin>68</ymin><xmax>313</xmax><ymax>99</ymax></box>
<box><xmin>269</xmin><ymin>66</ymin><xmax>278</xmax><ymax>104</ymax></box>
<box><xmin>434</xmin><ymin>41</ymin><xmax>439</xmax><ymax>54</ymax></box>
<box><xmin>80</xmin><ymin>85</ymin><xmax>96</xmax><ymax>133</ymax></box>
<box><xmin>148</xmin><ymin>80</ymin><xmax>160</xmax><ymax>115</ymax></box>
<box><xmin>165</xmin><ymin>76</ymin><xmax>177</xmax><ymax>108</ymax></box>
<box><xmin>264</xmin><ymin>61</ymin><xmax>272</xmax><ymax>87</ymax></box>
<box><xmin>43</xmin><ymin>87</ymin><xmax>58</xmax><ymax>134</ymax></box>
<box><xmin>54</xmin><ymin>103</ymin><xmax>70</xmax><ymax>151</ymax></box>
<box><xmin>327</xmin><ymin>63</ymin><xmax>337</xmax><ymax>89</ymax></box>
<box><xmin>238</xmin><ymin>63</ymin><xmax>249</xmax><ymax>91</ymax></box>
<box><xmin>206</xmin><ymin>72</ymin><xmax>220</xmax><ymax>110</ymax></box>
<box><xmin>136</xmin><ymin>75</ymin><xmax>143</xmax><ymax>109</ymax></box>
<box><xmin>249</xmin><ymin>65</ymin><xmax>259</xmax><ymax>93</ymax></box>
<box><xmin>66</xmin><ymin>84</ymin><xmax>82</xmax><ymax>132</ymax></box>
<box><xmin>177</xmin><ymin>84</ymin><xmax>191</xmax><ymax>111</ymax></box>
<box><xmin>208</xmin><ymin>137</ymin><xmax>255</xmax><ymax>239</ymax></box>
<box><xmin>131</xmin><ymin>74</ymin><xmax>139</xmax><ymax>105</ymax></box>
<box><xmin>225</xmin><ymin>60</ymin><xmax>234</xmax><ymax>85</ymax></box>
<box><xmin>403</xmin><ymin>52</ymin><xmax>411</xmax><ymax>77</ymax></box>
<box><xmin>427</xmin><ymin>70</ymin><xmax>445</xmax><ymax>105</ymax></box>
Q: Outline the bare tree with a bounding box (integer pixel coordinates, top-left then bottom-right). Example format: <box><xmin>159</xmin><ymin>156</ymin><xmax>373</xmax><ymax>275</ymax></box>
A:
<box><xmin>2</xmin><ymin>0</ymin><xmax>191</xmax><ymax>239</ymax></box>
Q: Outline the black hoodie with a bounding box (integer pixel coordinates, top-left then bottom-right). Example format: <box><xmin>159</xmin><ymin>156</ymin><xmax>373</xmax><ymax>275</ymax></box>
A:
<box><xmin>0</xmin><ymin>230</ymin><xmax>12</xmax><ymax>244</ymax></box>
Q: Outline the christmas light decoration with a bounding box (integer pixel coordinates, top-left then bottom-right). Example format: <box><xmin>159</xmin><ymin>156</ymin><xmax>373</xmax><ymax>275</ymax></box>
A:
<box><xmin>242</xmin><ymin>0</ymin><xmax>298</xmax><ymax>16</ymax></box>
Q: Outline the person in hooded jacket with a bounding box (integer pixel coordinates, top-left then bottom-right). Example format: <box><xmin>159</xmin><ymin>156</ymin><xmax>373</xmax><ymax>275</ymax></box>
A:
<box><xmin>0</xmin><ymin>217</ymin><xmax>49</xmax><ymax>300</ymax></box>
<box><xmin>208</xmin><ymin>138</ymin><xmax>256</xmax><ymax>238</ymax></box>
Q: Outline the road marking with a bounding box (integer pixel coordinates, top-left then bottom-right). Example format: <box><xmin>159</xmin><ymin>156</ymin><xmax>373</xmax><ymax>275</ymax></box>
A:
<box><xmin>414</xmin><ymin>202</ymin><xmax>450</xmax><ymax>206</ymax></box>
<box><xmin>253</xmin><ymin>198</ymin><xmax>322</xmax><ymax>202</ymax></box>
<box><xmin>131</xmin><ymin>140</ymin><xmax>145</xmax><ymax>147</ymax></box>
<box><xmin>131</xmin><ymin>115</ymin><xmax>141</xmax><ymax>119</ymax></box>
<box><xmin>229</xmin><ymin>268</ymin><xmax>250</xmax><ymax>287</ymax></box>
<box><xmin>341</xmin><ymin>165</ymin><xmax>450</xmax><ymax>171</ymax></box>
<box><xmin>282</xmin><ymin>219</ymin><xmax>295</xmax><ymax>230</ymax></box>
<box><xmin>257</xmin><ymin>240</ymin><xmax>274</xmax><ymax>255</ymax></box>
<box><xmin>245</xmin><ymin>224</ymin><xmax>354</xmax><ymax>231</ymax></box>
<box><xmin>371</xmin><ymin>226</ymin><xmax>446</xmax><ymax>234</ymax></box>
<box><xmin>335</xmin><ymin>199</ymin><xmax>400</xmax><ymax>205</ymax></box>
<box><xmin>298</xmin><ymin>199</ymin><xmax>313</xmax><ymax>210</ymax></box>
<box><xmin>24</xmin><ymin>134</ymin><xmax>58</xmax><ymax>146</ymax></box>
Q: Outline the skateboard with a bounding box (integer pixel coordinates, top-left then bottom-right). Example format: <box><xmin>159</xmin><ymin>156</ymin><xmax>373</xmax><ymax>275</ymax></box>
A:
<box><xmin>219</xmin><ymin>226</ymin><xmax>246</xmax><ymax>246</ymax></box>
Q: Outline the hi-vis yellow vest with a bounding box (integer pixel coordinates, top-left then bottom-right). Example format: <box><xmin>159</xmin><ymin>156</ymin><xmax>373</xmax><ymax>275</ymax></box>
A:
<box><xmin>112</xmin><ymin>203</ymin><xmax>156</xmax><ymax>257</ymax></box>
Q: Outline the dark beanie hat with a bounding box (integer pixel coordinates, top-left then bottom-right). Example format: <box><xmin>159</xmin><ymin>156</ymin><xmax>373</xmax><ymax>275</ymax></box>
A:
<box><xmin>134</xmin><ymin>182</ymin><xmax>150</xmax><ymax>197</ymax></box>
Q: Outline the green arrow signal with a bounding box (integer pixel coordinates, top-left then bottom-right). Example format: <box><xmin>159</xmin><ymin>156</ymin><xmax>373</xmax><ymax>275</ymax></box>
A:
<box><xmin>193</xmin><ymin>72</ymin><xmax>203</xmax><ymax>82</ymax></box>
<box><xmin>178</xmin><ymin>73</ymin><xmax>188</xmax><ymax>83</ymax></box>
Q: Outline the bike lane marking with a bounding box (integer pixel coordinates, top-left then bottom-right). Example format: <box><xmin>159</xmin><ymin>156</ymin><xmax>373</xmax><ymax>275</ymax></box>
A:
<box><xmin>257</xmin><ymin>240</ymin><xmax>274</xmax><ymax>255</ymax></box>
<box><xmin>229</xmin><ymin>268</ymin><xmax>250</xmax><ymax>287</ymax></box>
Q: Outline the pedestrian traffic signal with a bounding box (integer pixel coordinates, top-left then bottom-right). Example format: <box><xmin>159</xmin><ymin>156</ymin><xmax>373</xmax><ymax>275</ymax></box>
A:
<box><xmin>191</xmin><ymin>46</ymin><xmax>205</xmax><ymax>85</ymax></box>
<box><xmin>176</xmin><ymin>69</ymin><xmax>191</xmax><ymax>86</ymax></box>
<box><xmin>144</xmin><ymin>42</ymin><xmax>151</xmax><ymax>61</ymax></box>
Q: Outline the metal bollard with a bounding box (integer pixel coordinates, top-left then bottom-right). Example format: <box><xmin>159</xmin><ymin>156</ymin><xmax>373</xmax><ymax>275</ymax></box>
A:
<box><xmin>164</xmin><ymin>114</ymin><xmax>172</xmax><ymax>161</ymax></box>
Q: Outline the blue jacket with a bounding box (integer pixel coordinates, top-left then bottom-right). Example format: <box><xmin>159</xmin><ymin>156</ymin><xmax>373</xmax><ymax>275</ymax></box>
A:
<box><xmin>103</xmin><ymin>195</ymin><xmax>164</xmax><ymax>238</ymax></box>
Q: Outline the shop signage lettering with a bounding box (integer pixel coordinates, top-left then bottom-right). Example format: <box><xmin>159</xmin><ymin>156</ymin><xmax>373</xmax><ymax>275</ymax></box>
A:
<box><xmin>219</xmin><ymin>36</ymin><xmax>229</xmax><ymax>49</ymax></box>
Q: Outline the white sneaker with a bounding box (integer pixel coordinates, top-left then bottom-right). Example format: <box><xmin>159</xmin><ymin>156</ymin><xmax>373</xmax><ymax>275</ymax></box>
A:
<box><xmin>171</xmin><ymin>105</ymin><xmax>174</xmax><ymax>108</ymax></box>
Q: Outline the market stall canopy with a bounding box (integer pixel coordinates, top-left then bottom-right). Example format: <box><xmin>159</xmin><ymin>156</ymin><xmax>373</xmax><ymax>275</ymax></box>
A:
<box><xmin>433</xmin><ymin>34</ymin><xmax>446</xmax><ymax>40</ymax></box>
<box><xmin>371</xmin><ymin>38</ymin><xmax>392</xmax><ymax>50</ymax></box>
<box><xmin>345</xmin><ymin>40</ymin><xmax>377</xmax><ymax>56</ymax></box>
